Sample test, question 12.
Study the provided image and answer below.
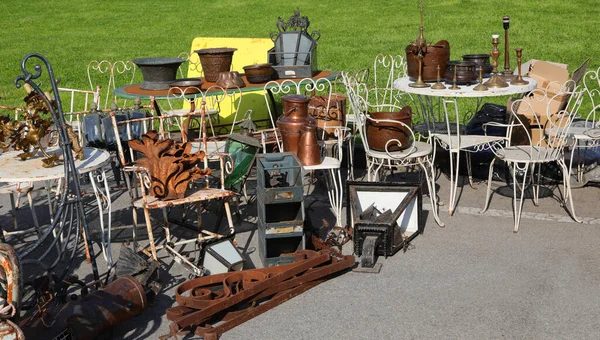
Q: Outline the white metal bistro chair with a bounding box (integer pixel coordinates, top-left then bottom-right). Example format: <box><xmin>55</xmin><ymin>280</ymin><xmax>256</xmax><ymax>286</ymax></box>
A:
<box><xmin>343</xmin><ymin>73</ymin><xmax>444</xmax><ymax>227</ymax></box>
<box><xmin>480</xmin><ymin>80</ymin><xmax>585</xmax><ymax>232</ymax></box>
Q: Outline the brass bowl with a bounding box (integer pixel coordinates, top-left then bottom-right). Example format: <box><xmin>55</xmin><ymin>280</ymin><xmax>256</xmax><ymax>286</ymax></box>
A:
<box><xmin>243</xmin><ymin>63</ymin><xmax>273</xmax><ymax>83</ymax></box>
<box><xmin>168</xmin><ymin>79</ymin><xmax>204</xmax><ymax>95</ymax></box>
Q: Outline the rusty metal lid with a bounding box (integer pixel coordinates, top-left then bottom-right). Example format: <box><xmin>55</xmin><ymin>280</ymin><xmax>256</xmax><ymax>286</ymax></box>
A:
<box><xmin>282</xmin><ymin>94</ymin><xmax>310</xmax><ymax>103</ymax></box>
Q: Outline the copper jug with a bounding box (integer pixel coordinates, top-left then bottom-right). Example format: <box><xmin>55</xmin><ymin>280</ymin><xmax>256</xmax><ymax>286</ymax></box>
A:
<box><xmin>297</xmin><ymin>124</ymin><xmax>322</xmax><ymax>166</ymax></box>
<box><xmin>276</xmin><ymin>94</ymin><xmax>315</xmax><ymax>154</ymax></box>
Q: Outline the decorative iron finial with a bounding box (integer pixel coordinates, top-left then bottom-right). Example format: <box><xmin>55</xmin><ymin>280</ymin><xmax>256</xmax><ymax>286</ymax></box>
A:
<box><xmin>270</xmin><ymin>8</ymin><xmax>320</xmax><ymax>41</ymax></box>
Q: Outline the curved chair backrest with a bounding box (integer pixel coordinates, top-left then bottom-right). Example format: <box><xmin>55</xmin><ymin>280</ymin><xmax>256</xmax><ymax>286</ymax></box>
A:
<box><xmin>506</xmin><ymin>80</ymin><xmax>585</xmax><ymax>161</ymax></box>
<box><xmin>14</xmin><ymin>53</ymin><xmax>100</xmax><ymax>286</ymax></box>
<box><xmin>88</xmin><ymin>59</ymin><xmax>138</xmax><ymax>110</ymax></box>
<box><xmin>370</xmin><ymin>54</ymin><xmax>411</xmax><ymax>110</ymax></box>
<box><xmin>582</xmin><ymin>66</ymin><xmax>600</xmax><ymax>128</ymax></box>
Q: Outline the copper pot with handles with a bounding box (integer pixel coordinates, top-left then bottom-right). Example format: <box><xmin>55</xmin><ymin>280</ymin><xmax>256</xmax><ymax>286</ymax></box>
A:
<box><xmin>297</xmin><ymin>124</ymin><xmax>322</xmax><ymax>166</ymax></box>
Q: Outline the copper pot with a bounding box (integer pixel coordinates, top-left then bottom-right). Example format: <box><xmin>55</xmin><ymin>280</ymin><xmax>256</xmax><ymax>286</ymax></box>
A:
<box><xmin>365</xmin><ymin>106</ymin><xmax>413</xmax><ymax>152</ymax></box>
<box><xmin>308</xmin><ymin>94</ymin><xmax>347</xmax><ymax>140</ymax></box>
<box><xmin>276</xmin><ymin>94</ymin><xmax>315</xmax><ymax>154</ymax></box>
<box><xmin>406</xmin><ymin>40</ymin><xmax>451</xmax><ymax>82</ymax></box>
<box><xmin>297</xmin><ymin>124</ymin><xmax>322</xmax><ymax>166</ymax></box>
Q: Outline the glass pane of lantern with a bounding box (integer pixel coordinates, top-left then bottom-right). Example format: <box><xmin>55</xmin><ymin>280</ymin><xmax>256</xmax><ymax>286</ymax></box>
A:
<box><xmin>355</xmin><ymin>189</ymin><xmax>419</xmax><ymax>234</ymax></box>
<box><xmin>296</xmin><ymin>32</ymin><xmax>314</xmax><ymax>66</ymax></box>
<box><xmin>278</xmin><ymin>32</ymin><xmax>303</xmax><ymax>66</ymax></box>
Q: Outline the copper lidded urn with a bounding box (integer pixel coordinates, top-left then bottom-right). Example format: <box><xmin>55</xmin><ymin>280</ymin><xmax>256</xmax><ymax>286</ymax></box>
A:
<box><xmin>297</xmin><ymin>124</ymin><xmax>322</xmax><ymax>166</ymax></box>
<box><xmin>277</xmin><ymin>94</ymin><xmax>315</xmax><ymax>154</ymax></box>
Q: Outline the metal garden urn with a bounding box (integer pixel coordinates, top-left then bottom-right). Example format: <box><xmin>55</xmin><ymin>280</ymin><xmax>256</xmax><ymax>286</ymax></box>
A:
<box><xmin>276</xmin><ymin>94</ymin><xmax>315</xmax><ymax>154</ymax></box>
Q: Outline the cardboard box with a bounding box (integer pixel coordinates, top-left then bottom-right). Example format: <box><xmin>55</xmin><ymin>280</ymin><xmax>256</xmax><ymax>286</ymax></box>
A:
<box><xmin>512</xmin><ymin>59</ymin><xmax>589</xmax><ymax>146</ymax></box>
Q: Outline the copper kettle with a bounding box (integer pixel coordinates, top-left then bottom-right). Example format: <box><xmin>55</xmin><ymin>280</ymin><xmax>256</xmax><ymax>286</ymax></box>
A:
<box><xmin>277</xmin><ymin>94</ymin><xmax>315</xmax><ymax>154</ymax></box>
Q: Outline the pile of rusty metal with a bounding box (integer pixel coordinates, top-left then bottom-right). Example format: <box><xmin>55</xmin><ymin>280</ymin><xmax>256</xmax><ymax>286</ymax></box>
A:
<box><xmin>161</xmin><ymin>249</ymin><xmax>354</xmax><ymax>340</ymax></box>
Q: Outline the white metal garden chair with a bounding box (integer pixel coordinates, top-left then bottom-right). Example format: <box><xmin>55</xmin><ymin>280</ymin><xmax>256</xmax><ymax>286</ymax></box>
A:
<box><xmin>87</xmin><ymin>59</ymin><xmax>138</xmax><ymax>110</ymax></box>
<box><xmin>480</xmin><ymin>80</ymin><xmax>585</xmax><ymax>232</ymax></box>
<box><xmin>343</xmin><ymin>73</ymin><xmax>444</xmax><ymax>227</ymax></box>
<box><xmin>565</xmin><ymin>66</ymin><xmax>600</xmax><ymax>188</ymax></box>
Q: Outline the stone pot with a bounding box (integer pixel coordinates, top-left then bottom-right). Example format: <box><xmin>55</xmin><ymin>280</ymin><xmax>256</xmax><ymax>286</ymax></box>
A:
<box><xmin>462</xmin><ymin>54</ymin><xmax>493</xmax><ymax>78</ymax></box>
<box><xmin>444</xmin><ymin>60</ymin><xmax>478</xmax><ymax>85</ymax></box>
<box><xmin>133</xmin><ymin>57</ymin><xmax>185</xmax><ymax>90</ymax></box>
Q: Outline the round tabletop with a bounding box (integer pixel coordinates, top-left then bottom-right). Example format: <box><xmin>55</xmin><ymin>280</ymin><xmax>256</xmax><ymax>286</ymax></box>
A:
<box><xmin>0</xmin><ymin>147</ymin><xmax>111</xmax><ymax>183</ymax></box>
<box><xmin>393</xmin><ymin>76</ymin><xmax>537</xmax><ymax>98</ymax></box>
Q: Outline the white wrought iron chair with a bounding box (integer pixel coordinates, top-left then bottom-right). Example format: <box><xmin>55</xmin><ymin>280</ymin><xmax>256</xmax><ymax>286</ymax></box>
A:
<box><xmin>480</xmin><ymin>80</ymin><xmax>585</xmax><ymax>232</ymax></box>
<box><xmin>111</xmin><ymin>107</ymin><xmax>236</xmax><ymax>276</ymax></box>
<box><xmin>566</xmin><ymin>66</ymin><xmax>600</xmax><ymax>187</ymax></box>
<box><xmin>87</xmin><ymin>59</ymin><xmax>138</xmax><ymax>110</ymax></box>
<box><xmin>344</xmin><ymin>74</ymin><xmax>444</xmax><ymax>227</ymax></box>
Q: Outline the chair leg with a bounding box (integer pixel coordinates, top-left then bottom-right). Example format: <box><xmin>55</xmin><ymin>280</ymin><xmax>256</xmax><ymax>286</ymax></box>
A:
<box><xmin>419</xmin><ymin>158</ymin><xmax>444</xmax><ymax>227</ymax></box>
<box><xmin>466</xmin><ymin>152</ymin><xmax>477</xmax><ymax>189</ymax></box>
<box><xmin>448</xmin><ymin>150</ymin><xmax>460</xmax><ymax>216</ymax></box>
<box><xmin>223</xmin><ymin>201</ymin><xmax>235</xmax><ymax>236</ymax></box>
<box><xmin>531</xmin><ymin>164</ymin><xmax>542</xmax><ymax>207</ymax></box>
<box><xmin>558</xmin><ymin>159</ymin><xmax>582</xmax><ymax>223</ymax></box>
<box><xmin>9</xmin><ymin>193</ymin><xmax>18</xmax><ymax>233</ymax></box>
<box><xmin>512</xmin><ymin>162</ymin><xmax>529</xmax><ymax>233</ymax></box>
<box><xmin>143</xmin><ymin>207</ymin><xmax>158</xmax><ymax>261</ymax></box>
<box><xmin>480</xmin><ymin>158</ymin><xmax>496</xmax><ymax>214</ymax></box>
<box><xmin>26</xmin><ymin>190</ymin><xmax>41</xmax><ymax>237</ymax></box>
<box><xmin>162</xmin><ymin>208</ymin><xmax>171</xmax><ymax>243</ymax></box>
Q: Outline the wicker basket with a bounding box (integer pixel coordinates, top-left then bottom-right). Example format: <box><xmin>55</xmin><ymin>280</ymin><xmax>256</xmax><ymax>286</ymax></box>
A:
<box><xmin>195</xmin><ymin>48</ymin><xmax>237</xmax><ymax>82</ymax></box>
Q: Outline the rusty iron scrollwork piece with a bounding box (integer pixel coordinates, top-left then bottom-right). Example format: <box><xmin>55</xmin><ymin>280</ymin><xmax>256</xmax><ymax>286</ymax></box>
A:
<box><xmin>128</xmin><ymin>130</ymin><xmax>212</xmax><ymax>200</ymax></box>
<box><xmin>161</xmin><ymin>250</ymin><xmax>354</xmax><ymax>339</ymax></box>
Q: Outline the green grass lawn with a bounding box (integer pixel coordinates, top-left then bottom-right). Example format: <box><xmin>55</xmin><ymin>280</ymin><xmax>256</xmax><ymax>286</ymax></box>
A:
<box><xmin>0</xmin><ymin>0</ymin><xmax>598</xmax><ymax>108</ymax></box>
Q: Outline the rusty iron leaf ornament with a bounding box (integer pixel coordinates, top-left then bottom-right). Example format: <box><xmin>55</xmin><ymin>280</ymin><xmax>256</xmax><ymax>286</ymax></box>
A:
<box><xmin>129</xmin><ymin>130</ymin><xmax>211</xmax><ymax>200</ymax></box>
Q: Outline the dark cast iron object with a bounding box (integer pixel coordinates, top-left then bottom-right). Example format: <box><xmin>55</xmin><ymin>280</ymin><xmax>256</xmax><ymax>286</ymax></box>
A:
<box><xmin>132</xmin><ymin>57</ymin><xmax>185</xmax><ymax>90</ymax></box>
<box><xmin>14</xmin><ymin>53</ymin><xmax>100</xmax><ymax>288</ymax></box>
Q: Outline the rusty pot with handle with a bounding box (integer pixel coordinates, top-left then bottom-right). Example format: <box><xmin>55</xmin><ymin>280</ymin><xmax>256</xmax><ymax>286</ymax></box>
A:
<box><xmin>365</xmin><ymin>106</ymin><xmax>413</xmax><ymax>152</ymax></box>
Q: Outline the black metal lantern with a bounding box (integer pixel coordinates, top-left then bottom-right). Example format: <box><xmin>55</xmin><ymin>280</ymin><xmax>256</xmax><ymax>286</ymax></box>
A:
<box><xmin>268</xmin><ymin>9</ymin><xmax>320</xmax><ymax>79</ymax></box>
<box><xmin>347</xmin><ymin>181</ymin><xmax>424</xmax><ymax>271</ymax></box>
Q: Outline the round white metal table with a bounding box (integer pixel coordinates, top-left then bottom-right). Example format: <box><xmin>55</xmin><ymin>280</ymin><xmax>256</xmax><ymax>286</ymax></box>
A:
<box><xmin>0</xmin><ymin>147</ymin><xmax>114</xmax><ymax>268</ymax></box>
<box><xmin>393</xmin><ymin>76</ymin><xmax>537</xmax><ymax>215</ymax></box>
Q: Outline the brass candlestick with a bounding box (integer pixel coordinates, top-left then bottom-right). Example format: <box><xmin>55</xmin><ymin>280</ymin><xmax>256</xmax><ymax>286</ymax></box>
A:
<box><xmin>501</xmin><ymin>16</ymin><xmax>514</xmax><ymax>81</ymax></box>
<box><xmin>409</xmin><ymin>1</ymin><xmax>430</xmax><ymax>88</ymax></box>
<box><xmin>449</xmin><ymin>67</ymin><xmax>460</xmax><ymax>90</ymax></box>
<box><xmin>511</xmin><ymin>48</ymin><xmax>529</xmax><ymax>85</ymax></box>
<box><xmin>473</xmin><ymin>66</ymin><xmax>488</xmax><ymax>91</ymax></box>
<box><xmin>484</xmin><ymin>34</ymin><xmax>509</xmax><ymax>88</ymax></box>
<box><xmin>431</xmin><ymin>64</ymin><xmax>446</xmax><ymax>90</ymax></box>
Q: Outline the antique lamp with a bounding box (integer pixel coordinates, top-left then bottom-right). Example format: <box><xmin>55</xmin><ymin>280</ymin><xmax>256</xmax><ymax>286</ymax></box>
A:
<box><xmin>483</xmin><ymin>34</ymin><xmax>509</xmax><ymax>88</ymax></box>
<box><xmin>348</xmin><ymin>181</ymin><xmax>424</xmax><ymax>273</ymax></box>
<box><xmin>201</xmin><ymin>238</ymin><xmax>244</xmax><ymax>275</ymax></box>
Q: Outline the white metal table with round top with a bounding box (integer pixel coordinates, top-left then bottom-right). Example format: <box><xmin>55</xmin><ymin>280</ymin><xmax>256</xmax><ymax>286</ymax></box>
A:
<box><xmin>0</xmin><ymin>147</ymin><xmax>114</xmax><ymax>268</ymax></box>
<box><xmin>393</xmin><ymin>76</ymin><xmax>537</xmax><ymax>215</ymax></box>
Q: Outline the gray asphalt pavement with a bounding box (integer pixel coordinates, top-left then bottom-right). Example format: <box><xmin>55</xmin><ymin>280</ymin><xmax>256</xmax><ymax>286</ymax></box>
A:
<box><xmin>4</xmin><ymin>164</ymin><xmax>600</xmax><ymax>340</ymax></box>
